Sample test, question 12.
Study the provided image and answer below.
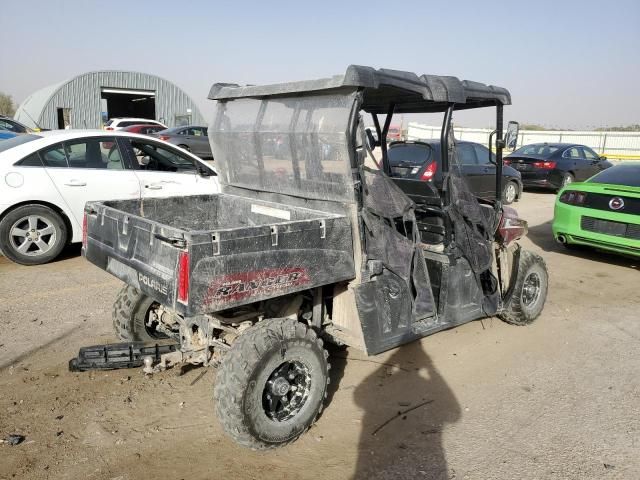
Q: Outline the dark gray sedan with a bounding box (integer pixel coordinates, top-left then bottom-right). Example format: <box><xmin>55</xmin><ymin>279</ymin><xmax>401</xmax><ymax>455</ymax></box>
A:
<box><xmin>153</xmin><ymin>126</ymin><xmax>213</xmax><ymax>159</ymax></box>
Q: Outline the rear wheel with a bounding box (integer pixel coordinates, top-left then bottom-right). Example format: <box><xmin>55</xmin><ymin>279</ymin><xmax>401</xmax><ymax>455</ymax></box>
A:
<box><xmin>560</xmin><ymin>172</ymin><xmax>574</xmax><ymax>189</ymax></box>
<box><xmin>502</xmin><ymin>181</ymin><xmax>518</xmax><ymax>205</ymax></box>
<box><xmin>112</xmin><ymin>285</ymin><xmax>168</xmax><ymax>341</ymax></box>
<box><xmin>499</xmin><ymin>249</ymin><xmax>548</xmax><ymax>326</ymax></box>
<box><xmin>214</xmin><ymin>317</ymin><xmax>329</xmax><ymax>450</ymax></box>
<box><xmin>0</xmin><ymin>204</ymin><xmax>67</xmax><ymax>265</ymax></box>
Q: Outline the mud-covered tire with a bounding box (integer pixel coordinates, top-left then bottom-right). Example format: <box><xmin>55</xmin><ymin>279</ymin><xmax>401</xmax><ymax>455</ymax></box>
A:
<box><xmin>499</xmin><ymin>249</ymin><xmax>548</xmax><ymax>326</ymax></box>
<box><xmin>214</xmin><ymin>317</ymin><xmax>329</xmax><ymax>450</ymax></box>
<box><xmin>112</xmin><ymin>285</ymin><xmax>167</xmax><ymax>341</ymax></box>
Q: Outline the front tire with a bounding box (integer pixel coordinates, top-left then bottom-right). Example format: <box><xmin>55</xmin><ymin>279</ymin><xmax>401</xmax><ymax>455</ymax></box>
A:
<box><xmin>499</xmin><ymin>249</ymin><xmax>548</xmax><ymax>326</ymax></box>
<box><xmin>0</xmin><ymin>204</ymin><xmax>67</xmax><ymax>265</ymax></box>
<box><xmin>502</xmin><ymin>181</ymin><xmax>519</xmax><ymax>205</ymax></box>
<box><xmin>214</xmin><ymin>318</ymin><xmax>329</xmax><ymax>450</ymax></box>
<box><xmin>112</xmin><ymin>285</ymin><xmax>168</xmax><ymax>341</ymax></box>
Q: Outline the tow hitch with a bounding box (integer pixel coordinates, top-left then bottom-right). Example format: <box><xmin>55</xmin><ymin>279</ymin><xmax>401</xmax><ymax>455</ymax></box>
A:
<box><xmin>68</xmin><ymin>342</ymin><xmax>179</xmax><ymax>372</ymax></box>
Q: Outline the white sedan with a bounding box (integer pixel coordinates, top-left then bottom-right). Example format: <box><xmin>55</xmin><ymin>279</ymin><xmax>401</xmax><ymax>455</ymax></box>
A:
<box><xmin>0</xmin><ymin>130</ymin><xmax>219</xmax><ymax>265</ymax></box>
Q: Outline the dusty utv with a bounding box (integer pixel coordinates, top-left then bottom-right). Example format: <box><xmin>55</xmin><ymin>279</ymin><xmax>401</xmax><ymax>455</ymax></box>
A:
<box><xmin>79</xmin><ymin>66</ymin><xmax>548</xmax><ymax>449</ymax></box>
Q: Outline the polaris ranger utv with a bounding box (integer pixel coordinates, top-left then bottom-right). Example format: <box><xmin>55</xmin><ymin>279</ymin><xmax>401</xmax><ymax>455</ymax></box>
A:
<box><xmin>80</xmin><ymin>66</ymin><xmax>548</xmax><ymax>449</ymax></box>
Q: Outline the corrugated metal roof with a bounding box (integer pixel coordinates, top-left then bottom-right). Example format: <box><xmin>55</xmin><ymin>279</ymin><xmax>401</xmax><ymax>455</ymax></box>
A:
<box><xmin>14</xmin><ymin>71</ymin><xmax>204</xmax><ymax>129</ymax></box>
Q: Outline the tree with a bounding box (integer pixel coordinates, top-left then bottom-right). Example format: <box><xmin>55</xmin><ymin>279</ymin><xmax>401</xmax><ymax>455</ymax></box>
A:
<box><xmin>0</xmin><ymin>92</ymin><xmax>16</xmax><ymax>117</ymax></box>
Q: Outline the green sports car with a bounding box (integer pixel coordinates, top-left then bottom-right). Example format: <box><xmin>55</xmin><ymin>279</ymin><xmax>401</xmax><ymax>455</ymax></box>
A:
<box><xmin>553</xmin><ymin>163</ymin><xmax>640</xmax><ymax>258</ymax></box>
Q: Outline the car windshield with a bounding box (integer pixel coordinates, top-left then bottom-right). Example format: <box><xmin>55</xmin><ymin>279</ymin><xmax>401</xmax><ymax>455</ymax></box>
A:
<box><xmin>0</xmin><ymin>134</ymin><xmax>42</xmax><ymax>153</ymax></box>
<box><xmin>588</xmin><ymin>165</ymin><xmax>640</xmax><ymax>187</ymax></box>
<box><xmin>512</xmin><ymin>144</ymin><xmax>560</xmax><ymax>157</ymax></box>
<box><xmin>387</xmin><ymin>143</ymin><xmax>433</xmax><ymax>166</ymax></box>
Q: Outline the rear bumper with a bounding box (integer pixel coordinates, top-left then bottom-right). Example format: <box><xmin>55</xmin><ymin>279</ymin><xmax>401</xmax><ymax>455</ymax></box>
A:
<box><xmin>552</xmin><ymin>202</ymin><xmax>640</xmax><ymax>257</ymax></box>
<box><xmin>520</xmin><ymin>170</ymin><xmax>563</xmax><ymax>190</ymax></box>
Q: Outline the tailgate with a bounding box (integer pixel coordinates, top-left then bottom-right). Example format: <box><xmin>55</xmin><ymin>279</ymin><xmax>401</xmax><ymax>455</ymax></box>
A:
<box><xmin>82</xmin><ymin>202</ymin><xmax>186</xmax><ymax>308</ymax></box>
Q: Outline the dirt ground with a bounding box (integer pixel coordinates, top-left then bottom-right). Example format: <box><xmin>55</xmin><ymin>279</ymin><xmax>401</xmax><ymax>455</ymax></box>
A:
<box><xmin>1</xmin><ymin>191</ymin><xmax>638</xmax><ymax>480</ymax></box>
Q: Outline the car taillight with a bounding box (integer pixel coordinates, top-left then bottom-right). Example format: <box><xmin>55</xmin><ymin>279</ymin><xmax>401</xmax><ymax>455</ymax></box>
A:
<box><xmin>503</xmin><ymin>159</ymin><xmax>511</xmax><ymax>166</ymax></box>
<box><xmin>159</xmin><ymin>135</ymin><xmax>170</xmax><ymax>141</ymax></box>
<box><xmin>82</xmin><ymin>213</ymin><xmax>88</xmax><ymax>249</ymax></box>
<box><xmin>559</xmin><ymin>190</ymin><xmax>587</xmax><ymax>206</ymax></box>
<box><xmin>533</xmin><ymin>161</ymin><xmax>556</xmax><ymax>169</ymax></box>
<box><xmin>420</xmin><ymin>162</ymin><xmax>437</xmax><ymax>181</ymax></box>
<box><xmin>177</xmin><ymin>251</ymin><xmax>190</xmax><ymax>304</ymax></box>
<box><xmin>105</xmin><ymin>127</ymin><xmax>114</xmax><ymax>131</ymax></box>
<box><xmin>498</xmin><ymin>206</ymin><xmax>528</xmax><ymax>245</ymax></box>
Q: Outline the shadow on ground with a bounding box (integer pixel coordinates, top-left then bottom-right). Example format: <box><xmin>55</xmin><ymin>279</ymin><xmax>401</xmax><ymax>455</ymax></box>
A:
<box><xmin>527</xmin><ymin>220</ymin><xmax>638</xmax><ymax>269</ymax></box>
<box><xmin>344</xmin><ymin>341</ymin><xmax>461</xmax><ymax>480</ymax></box>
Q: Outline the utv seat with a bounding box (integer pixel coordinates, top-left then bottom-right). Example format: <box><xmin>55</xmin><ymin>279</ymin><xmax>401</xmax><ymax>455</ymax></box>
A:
<box><xmin>391</xmin><ymin>178</ymin><xmax>446</xmax><ymax>245</ymax></box>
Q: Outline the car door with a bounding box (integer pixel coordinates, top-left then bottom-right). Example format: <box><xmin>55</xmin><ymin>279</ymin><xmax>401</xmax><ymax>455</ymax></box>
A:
<box><xmin>40</xmin><ymin>137</ymin><xmax>141</xmax><ymax>226</ymax></box>
<box><xmin>121</xmin><ymin>137</ymin><xmax>218</xmax><ymax>198</ymax></box>
<box><xmin>455</xmin><ymin>142</ymin><xmax>483</xmax><ymax>197</ymax></box>
<box><xmin>581</xmin><ymin>146</ymin><xmax>606</xmax><ymax>178</ymax></box>
<box><xmin>189</xmin><ymin>127</ymin><xmax>212</xmax><ymax>158</ymax></box>
<box><xmin>562</xmin><ymin>146</ymin><xmax>589</xmax><ymax>181</ymax></box>
<box><xmin>472</xmin><ymin>143</ymin><xmax>498</xmax><ymax>199</ymax></box>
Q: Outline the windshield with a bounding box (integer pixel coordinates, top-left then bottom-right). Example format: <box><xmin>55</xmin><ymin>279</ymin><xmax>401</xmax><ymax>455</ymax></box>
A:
<box><xmin>0</xmin><ymin>134</ymin><xmax>42</xmax><ymax>153</ymax></box>
<box><xmin>512</xmin><ymin>144</ymin><xmax>560</xmax><ymax>157</ymax></box>
<box><xmin>388</xmin><ymin>143</ymin><xmax>433</xmax><ymax>166</ymax></box>
<box><xmin>210</xmin><ymin>91</ymin><xmax>357</xmax><ymax>203</ymax></box>
<box><xmin>588</xmin><ymin>164</ymin><xmax>640</xmax><ymax>187</ymax></box>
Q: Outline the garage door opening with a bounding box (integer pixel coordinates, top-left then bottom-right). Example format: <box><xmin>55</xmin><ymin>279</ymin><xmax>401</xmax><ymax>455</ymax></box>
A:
<box><xmin>101</xmin><ymin>88</ymin><xmax>156</xmax><ymax>121</ymax></box>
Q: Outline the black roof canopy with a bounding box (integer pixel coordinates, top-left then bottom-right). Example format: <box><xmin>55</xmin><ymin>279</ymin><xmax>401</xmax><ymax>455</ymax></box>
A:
<box><xmin>208</xmin><ymin>65</ymin><xmax>511</xmax><ymax>114</ymax></box>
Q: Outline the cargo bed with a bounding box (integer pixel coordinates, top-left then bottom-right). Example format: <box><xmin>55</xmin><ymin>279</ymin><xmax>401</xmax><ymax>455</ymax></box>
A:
<box><xmin>83</xmin><ymin>194</ymin><xmax>355</xmax><ymax>317</ymax></box>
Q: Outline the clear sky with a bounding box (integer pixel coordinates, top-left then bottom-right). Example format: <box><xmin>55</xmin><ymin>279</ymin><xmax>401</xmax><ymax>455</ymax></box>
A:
<box><xmin>1</xmin><ymin>0</ymin><xmax>638</xmax><ymax>129</ymax></box>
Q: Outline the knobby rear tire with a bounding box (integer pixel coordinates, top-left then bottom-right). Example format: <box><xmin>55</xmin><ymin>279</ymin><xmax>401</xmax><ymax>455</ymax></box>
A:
<box><xmin>213</xmin><ymin>317</ymin><xmax>329</xmax><ymax>450</ymax></box>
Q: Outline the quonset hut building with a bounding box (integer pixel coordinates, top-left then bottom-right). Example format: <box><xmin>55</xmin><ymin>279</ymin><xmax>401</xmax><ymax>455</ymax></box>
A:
<box><xmin>14</xmin><ymin>71</ymin><xmax>204</xmax><ymax>130</ymax></box>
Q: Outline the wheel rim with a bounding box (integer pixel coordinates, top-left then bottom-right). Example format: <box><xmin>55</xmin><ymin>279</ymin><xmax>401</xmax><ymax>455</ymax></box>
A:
<box><xmin>144</xmin><ymin>303</ymin><xmax>169</xmax><ymax>339</ymax></box>
<box><xmin>563</xmin><ymin>175</ymin><xmax>573</xmax><ymax>186</ymax></box>
<box><xmin>522</xmin><ymin>272</ymin><xmax>541</xmax><ymax>307</ymax></box>
<box><xmin>505</xmin><ymin>183</ymin><xmax>517</xmax><ymax>203</ymax></box>
<box><xmin>9</xmin><ymin>215</ymin><xmax>57</xmax><ymax>257</ymax></box>
<box><xmin>263</xmin><ymin>360</ymin><xmax>311</xmax><ymax>422</ymax></box>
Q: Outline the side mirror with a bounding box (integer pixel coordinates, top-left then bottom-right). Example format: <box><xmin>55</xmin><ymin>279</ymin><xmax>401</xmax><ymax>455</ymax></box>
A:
<box><xmin>599</xmin><ymin>155</ymin><xmax>607</xmax><ymax>161</ymax></box>
<box><xmin>505</xmin><ymin>121</ymin><xmax>519</xmax><ymax>151</ymax></box>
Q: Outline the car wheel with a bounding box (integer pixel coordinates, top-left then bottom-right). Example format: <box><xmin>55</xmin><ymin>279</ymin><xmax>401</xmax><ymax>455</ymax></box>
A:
<box><xmin>177</xmin><ymin>144</ymin><xmax>190</xmax><ymax>152</ymax></box>
<box><xmin>560</xmin><ymin>172</ymin><xmax>574</xmax><ymax>189</ymax></box>
<box><xmin>502</xmin><ymin>181</ymin><xmax>518</xmax><ymax>205</ymax></box>
<box><xmin>0</xmin><ymin>205</ymin><xmax>67</xmax><ymax>266</ymax></box>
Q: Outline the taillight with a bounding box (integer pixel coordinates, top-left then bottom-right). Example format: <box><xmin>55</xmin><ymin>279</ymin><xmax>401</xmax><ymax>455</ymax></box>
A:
<box><xmin>420</xmin><ymin>162</ymin><xmax>437</xmax><ymax>181</ymax></box>
<box><xmin>82</xmin><ymin>213</ymin><xmax>88</xmax><ymax>248</ymax></box>
<box><xmin>503</xmin><ymin>159</ymin><xmax>511</xmax><ymax>166</ymax></box>
<box><xmin>105</xmin><ymin>127</ymin><xmax>114</xmax><ymax>131</ymax></box>
<box><xmin>533</xmin><ymin>161</ymin><xmax>556</xmax><ymax>169</ymax></box>
<box><xmin>559</xmin><ymin>190</ymin><xmax>587</xmax><ymax>206</ymax></box>
<box><xmin>177</xmin><ymin>251</ymin><xmax>190</xmax><ymax>304</ymax></box>
<box><xmin>498</xmin><ymin>206</ymin><xmax>528</xmax><ymax>245</ymax></box>
<box><xmin>159</xmin><ymin>135</ymin><xmax>170</xmax><ymax>141</ymax></box>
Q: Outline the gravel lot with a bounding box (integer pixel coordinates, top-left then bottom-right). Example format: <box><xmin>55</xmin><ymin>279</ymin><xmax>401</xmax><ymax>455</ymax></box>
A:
<box><xmin>0</xmin><ymin>190</ymin><xmax>638</xmax><ymax>480</ymax></box>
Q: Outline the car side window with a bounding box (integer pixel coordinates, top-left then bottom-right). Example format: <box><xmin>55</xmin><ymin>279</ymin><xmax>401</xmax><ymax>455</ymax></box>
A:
<box><xmin>457</xmin><ymin>143</ymin><xmax>478</xmax><ymax>165</ymax></box>
<box><xmin>473</xmin><ymin>144</ymin><xmax>495</xmax><ymax>165</ymax></box>
<box><xmin>40</xmin><ymin>143</ymin><xmax>68</xmax><ymax>168</ymax></box>
<box><xmin>176</xmin><ymin>129</ymin><xmax>187</xmax><ymax>136</ymax></box>
<box><xmin>563</xmin><ymin>147</ymin><xmax>583</xmax><ymax>159</ymax></box>
<box><xmin>0</xmin><ymin>119</ymin><xmax>17</xmax><ymax>132</ymax></box>
<box><xmin>63</xmin><ymin>138</ymin><xmax>125</xmax><ymax>170</ymax></box>
<box><xmin>129</xmin><ymin>140</ymin><xmax>197</xmax><ymax>173</ymax></box>
<box><xmin>581</xmin><ymin>147</ymin><xmax>598</xmax><ymax>160</ymax></box>
<box><xmin>16</xmin><ymin>153</ymin><xmax>44</xmax><ymax>167</ymax></box>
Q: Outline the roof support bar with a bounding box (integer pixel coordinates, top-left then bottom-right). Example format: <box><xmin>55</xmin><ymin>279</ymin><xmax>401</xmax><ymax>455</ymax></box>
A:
<box><xmin>379</xmin><ymin>103</ymin><xmax>395</xmax><ymax>176</ymax></box>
